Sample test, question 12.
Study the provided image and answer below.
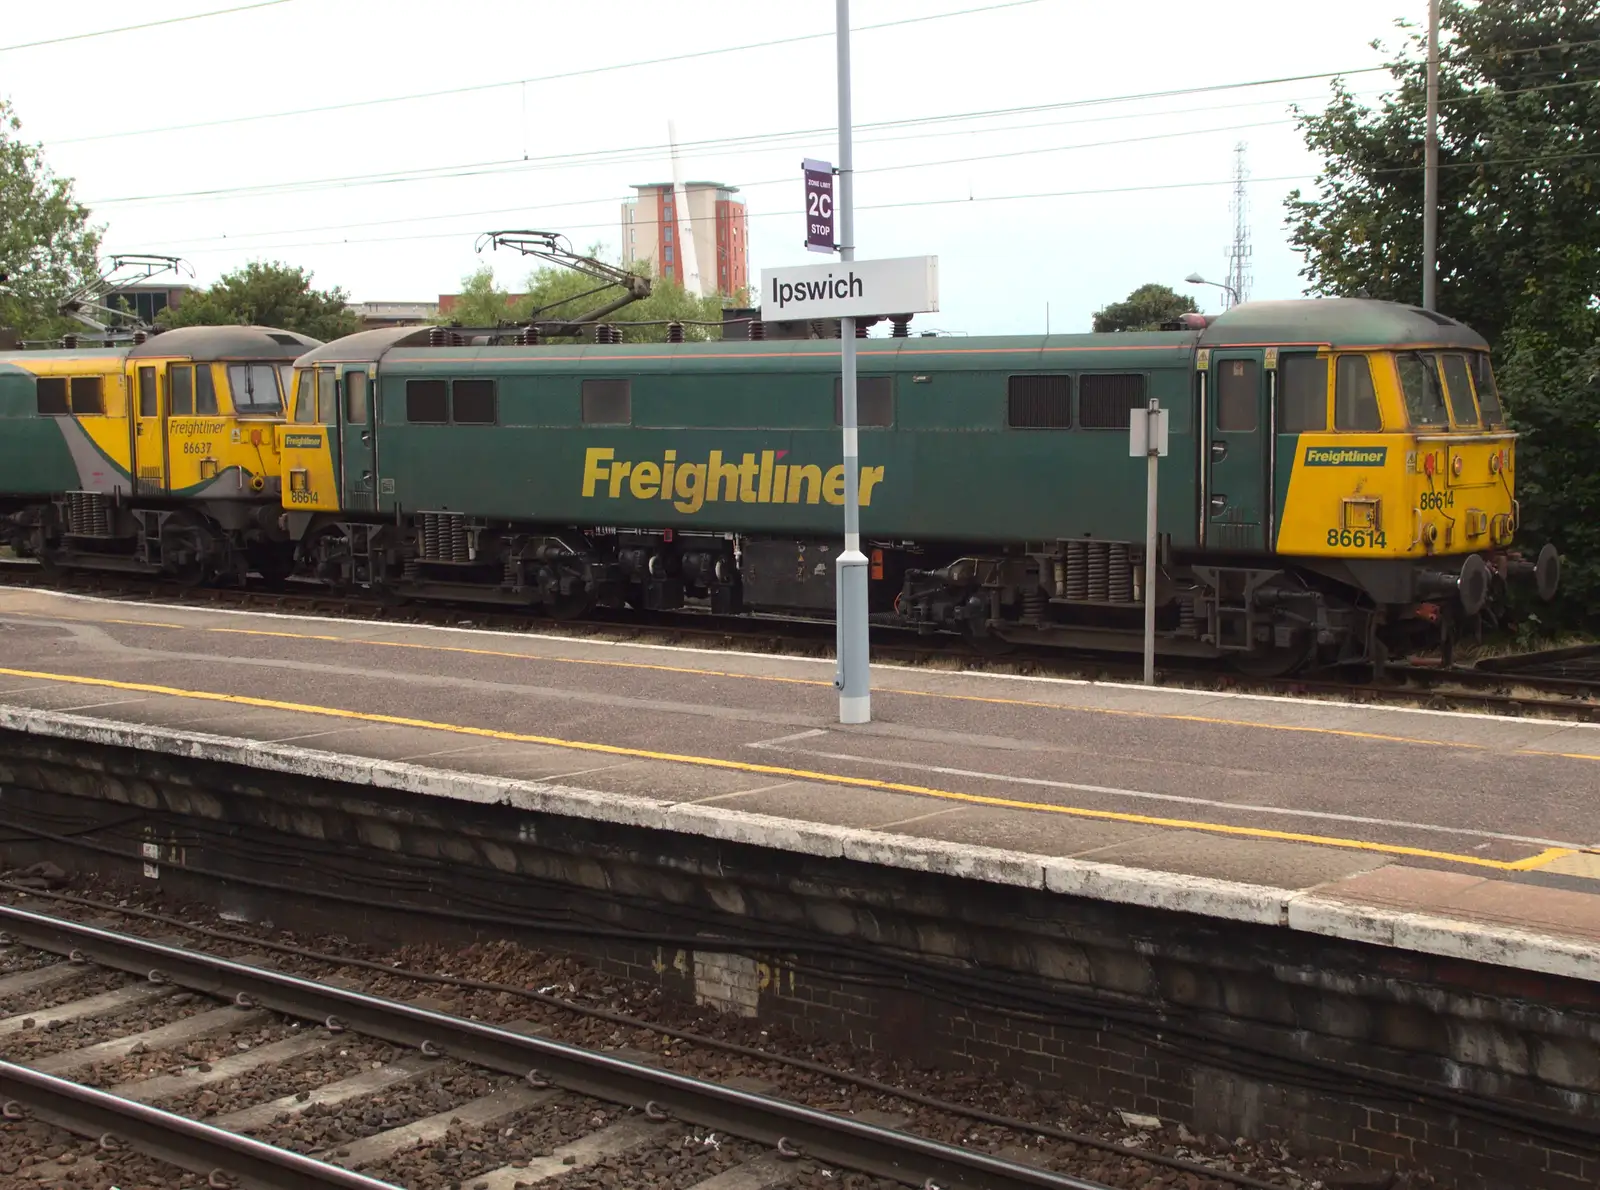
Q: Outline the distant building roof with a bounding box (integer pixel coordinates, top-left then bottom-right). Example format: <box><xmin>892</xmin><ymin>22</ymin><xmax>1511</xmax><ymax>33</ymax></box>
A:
<box><xmin>349</xmin><ymin>300</ymin><xmax>438</xmax><ymax>328</ymax></box>
<box><xmin>350</xmin><ymin>301</ymin><xmax>438</xmax><ymax>318</ymax></box>
<box><xmin>627</xmin><ymin>181</ymin><xmax>740</xmax><ymax>193</ymax></box>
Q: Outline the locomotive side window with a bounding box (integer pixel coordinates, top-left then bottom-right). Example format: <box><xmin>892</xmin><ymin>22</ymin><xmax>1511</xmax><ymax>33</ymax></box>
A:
<box><xmin>293</xmin><ymin>370</ymin><xmax>315</xmax><ymax>422</ymax></box>
<box><xmin>1396</xmin><ymin>352</ymin><xmax>1449</xmax><ymax>427</ymax></box>
<box><xmin>582</xmin><ymin>379</ymin><xmax>631</xmax><ymax>424</ymax></box>
<box><xmin>1006</xmin><ymin>375</ymin><xmax>1071</xmax><ymax>428</ymax></box>
<box><xmin>1439</xmin><ymin>353</ymin><xmax>1481</xmax><ymax>428</ymax></box>
<box><xmin>406</xmin><ymin>379</ymin><xmax>449</xmax><ymax>423</ymax></box>
<box><xmin>139</xmin><ymin>367</ymin><xmax>158</xmax><ymax>417</ymax></box>
<box><xmin>1276</xmin><ymin>355</ymin><xmax>1327</xmax><ymax>432</ymax></box>
<box><xmin>833</xmin><ymin>376</ymin><xmax>893</xmax><ymax>427</ymax></box>
<box><xmin>452</xmin><ymin>379</ymin><xmax>496</xmax><ymax>425</ymax></box>
<box><xmin>35</xmin><ymin>377</ymin><xmax>68</xmax><ymax>415</ymax></box>
<box><xmin>1473</xmin><ymin>354</ymin><xmax>1505</xmax><ymax>426</ymax></box>
<box><xmin>1334</xmin><ymin>355</ymin><xmax>1382</xmax><ymax>431</ymax></box>
<box><xmin>316</xmin><ymin>370</ymin><xmax>338</xmax><ymax>423</ymax></box>
<box><xmin>195</xmin><ymin>365</ymin><xmax>218</xmax><ymax>415</ymax></box>
<box><xmin>1216</xmin><ymin>360</ymin><xmax>1258</xmax><ymax>431</ymax></box>
<box><xmin>169</xmin><ymin>366</ymin><xmax>194</xmax><ymax>416</ymax></box>
<box><xmin>70</xmin><ymin>377</ymin><xmax>104</xmax><ymax>415</ymax></box>
<box><xmin>1078</xmin><ymin>373</ymin><xmax>1145</xmax><ymax>428</ymax></box>
<box><xmin>345</xmin><ymin>372</ymin><xmax>368</xmax><ymax>425</ymax></box>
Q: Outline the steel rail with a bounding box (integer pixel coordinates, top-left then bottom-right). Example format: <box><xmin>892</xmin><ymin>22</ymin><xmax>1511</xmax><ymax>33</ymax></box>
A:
<box><xmin>0</xmin><ymin>905</ymin><xmax>1112</xmax><ymax>1190</ymax></box>
<box><xmin>0</xmin><ymin>1059</ymin><xmax>398</xmax><ymax>1190</ymax></box>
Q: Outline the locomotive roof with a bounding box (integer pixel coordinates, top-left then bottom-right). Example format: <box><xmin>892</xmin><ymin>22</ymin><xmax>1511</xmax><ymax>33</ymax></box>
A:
<box><xmin>127</xmin><ymin>325</ymin><xmax>321</xmax><ymax>360</ymax></box>
<box><xmin>293</xmin><ymin>299</ymin><xmax>1489</xmax><ymax>367</ymax></box>
<box><xmin>1199</xmin><ymin>299</ymin><xmax>1488</xmax><ymax>350</ymax></box>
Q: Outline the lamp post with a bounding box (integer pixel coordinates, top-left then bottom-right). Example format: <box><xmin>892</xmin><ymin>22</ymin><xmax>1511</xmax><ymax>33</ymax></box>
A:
<box><xmin>1184</xmin><ymin>273</ymin><xmax>1240</xmax><ymax>308</ymax></box>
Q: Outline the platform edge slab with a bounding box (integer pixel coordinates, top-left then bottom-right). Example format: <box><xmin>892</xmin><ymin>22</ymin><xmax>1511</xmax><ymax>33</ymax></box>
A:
<box><xmin>4</xmin><ymin>704</ymin><xmax>1600</xmax><ymax>985</ymax></box>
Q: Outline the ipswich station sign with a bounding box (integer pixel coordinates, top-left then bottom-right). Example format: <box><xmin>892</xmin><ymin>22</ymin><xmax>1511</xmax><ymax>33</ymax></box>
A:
<box><xmin>760</xmin><ymin>255</ymin><xmax>940</xmax><ymax>322</ymax></box>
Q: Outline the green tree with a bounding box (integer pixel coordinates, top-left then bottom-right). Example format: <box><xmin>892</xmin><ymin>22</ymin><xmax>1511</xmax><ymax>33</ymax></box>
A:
<box><xmin>157</xmin><ymin>261</ymin><xmax>361</xmax><ymax>341</ymax></box>
<box><xmin>1091</xmin><ymin>283</ymin><xmax>1198</xmax><ymax>332</ymax></box>
<box><xmin>1286</xmin><ymin>0</ymin><xmax>1600</xmax><ymax>623</ymax></box>
<box><xmin>0</xmin><ymin>100</ymin><xmax>101</xmax><ymax>338</ymax></box>
<box><xmin>445</xmin><ymin>256</ymin><xmax>725</xmax><ymax>342</ymax></box>
<box><xmin>445</xmin><ymin>265</ymin><xmax>516</xmax><ymax>325</ymax></box>
<box><xmin>521</xmin><ymin>260</ymin><xmax>726</xmax><ymax>342</ymax></box>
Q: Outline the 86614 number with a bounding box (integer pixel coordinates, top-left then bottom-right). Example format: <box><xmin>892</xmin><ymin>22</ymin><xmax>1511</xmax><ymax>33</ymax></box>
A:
<box><xmin>1327</xmin><ymin>528</ymin><xmax>1387</xmax><ymax>549</ymax></box>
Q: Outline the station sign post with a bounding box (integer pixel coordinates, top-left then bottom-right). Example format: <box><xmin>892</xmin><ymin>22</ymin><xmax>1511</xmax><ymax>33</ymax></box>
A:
<box><xmin>1129</xmin><ymin>398</ymin><xmax>1169</xmax><ymax>686</ymax></box>
<box><xmin>766</xmin><ymin>0</ymin><xmax>940</xmax><ymax>726</ymax></box>
<box><xmin>758</xmin><ymin>246</ymin><xmax>939</xmax><ymax>728</ymax></box>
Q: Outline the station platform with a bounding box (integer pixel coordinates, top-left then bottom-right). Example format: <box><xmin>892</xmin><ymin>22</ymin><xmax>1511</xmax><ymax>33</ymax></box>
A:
<box><xmin>2</xmin><ymin>586</ymin><xmax>1599</xmax><ymax>982</ymax></box>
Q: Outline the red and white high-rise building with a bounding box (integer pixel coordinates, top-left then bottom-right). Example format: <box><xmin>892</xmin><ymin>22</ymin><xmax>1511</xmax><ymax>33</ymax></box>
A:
<box><xmin>621</xmin><ymin>182</ymin><xmax>748</xmax><ymax>298</ymax></box>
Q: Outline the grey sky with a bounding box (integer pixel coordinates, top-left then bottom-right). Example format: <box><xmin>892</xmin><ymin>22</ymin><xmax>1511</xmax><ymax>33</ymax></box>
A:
<box><xmin>2</xmin><ymin>0</ymin><xmax>1420</xmax><ymax>334</ymax></box>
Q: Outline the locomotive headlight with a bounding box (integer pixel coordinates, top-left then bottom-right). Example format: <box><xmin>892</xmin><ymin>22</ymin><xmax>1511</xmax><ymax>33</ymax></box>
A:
<box><xmin>1489</xmin><ymin>453</ymin><xmax>1501</xmax><ymax>474</ymax></box>
<box><xmin>1451</xmin><ymin>454</ymin><xmax>1464</xmax><ymax>477</ymax></box>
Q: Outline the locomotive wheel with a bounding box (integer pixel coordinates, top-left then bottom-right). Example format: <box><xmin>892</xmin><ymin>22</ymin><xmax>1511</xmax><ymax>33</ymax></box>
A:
<box><xmin>961</xmin><ymin>623</ymin><xmax>1015</xmax><ymax>656</ymax></box>
<box><xmin>1231</xmin><ymin>637</ymin><xmax>1314</xmax><ymax>678</ymax></box>
<box><xmin>544</xmin><ymin>590</ymin><xmax>595</xmax><ymax>621</ymax></box>
<box><xmin>304</xmin><ymin>526</ymin><xmax>354</xmax><ymax>594</ymax></box>
<box><xmin>248</xmin><ymin>544</ymin><xmax>295</xmax><ymax>588</ymax></box>
<box><xmin>160</xmin><ymin>513</ymin><xmax>215</xmax><ymax>589</ymax></box>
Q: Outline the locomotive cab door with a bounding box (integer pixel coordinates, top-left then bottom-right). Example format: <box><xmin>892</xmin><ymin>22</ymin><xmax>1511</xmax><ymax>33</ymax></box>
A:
<box><xmin>338</xmin><ymin>367</ymin><xmax>377</xmax><ymax>513</ymax></box>
<box><xmin>132</xmin><ymin>364</ymin><xmax>169</xmax><ymax>494</ymax></box>
<box><xmin>1204</xmin><ymin>349</ymin><xmax>1268</xmax><ymax>552</ymax></box>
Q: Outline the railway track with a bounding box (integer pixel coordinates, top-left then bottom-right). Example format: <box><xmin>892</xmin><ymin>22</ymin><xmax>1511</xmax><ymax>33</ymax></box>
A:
<box><xmin>0</xmin><ymin>901</ymin><xmax>1122</xmax><ymax>1190</ymax></box>
<box><xmin>3</xmin><ymin>556</ymin><xmax>1598</xmax><ymax>722</ymax></box>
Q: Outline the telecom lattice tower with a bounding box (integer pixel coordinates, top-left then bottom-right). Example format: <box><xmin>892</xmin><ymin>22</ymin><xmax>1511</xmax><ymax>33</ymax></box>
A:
<box><xmin>1224</xmin><ymin>142</ymin><xmax>1252</xmax><ymax>308</ymax></box>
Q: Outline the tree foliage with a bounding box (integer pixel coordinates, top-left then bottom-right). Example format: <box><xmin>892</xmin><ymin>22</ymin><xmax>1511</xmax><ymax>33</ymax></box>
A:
<box><xmin>0</xmin><ymin>100</ymin><xmax>101</xmax><ymax>338</ymax></box>
<box><xmin>1092</xmin><ymin>283</ymin><xmax>1198</xmax><ymax>332</ymax></box>
<box><xmin>157</xmin><ymin>261</ymin><xmax>361</xmax><ymax>341</ymax></box>
<box><xmin>446</xmin><ymin>265</ymin><xmax>518</xmax><ymax>326</ymax></box>
<box><xmin>449</xmin><ymin>255</ymin><xmax>727</xmax><ymax>343</ymax></box>
<box><xmin>1287</xmin><ymin>0</ymin><xmax>1600</xmax><ymax>625</ymax></box>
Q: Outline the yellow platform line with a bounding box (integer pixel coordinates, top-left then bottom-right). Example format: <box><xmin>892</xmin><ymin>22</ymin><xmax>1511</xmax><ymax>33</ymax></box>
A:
<box><xmin>0</xmin><ymin>664</ymin><xmax>1575</xmax><ymax>873</ymax></box>
<box><xmin>72</xmin><ymin>612</ymin><xmax>1583</xmax><ymax>757</ymax></box>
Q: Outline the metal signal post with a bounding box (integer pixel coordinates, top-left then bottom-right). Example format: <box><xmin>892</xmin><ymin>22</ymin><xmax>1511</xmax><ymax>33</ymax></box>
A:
<box><xmin>834</xmin><ymin>0</ymin><xmax>871</xmax><ymax>725</ymax></box>
<box><xmin>1131</xmin><ymin>398</ymin><xmax>1169</xmax><ymax>686</ymax></box>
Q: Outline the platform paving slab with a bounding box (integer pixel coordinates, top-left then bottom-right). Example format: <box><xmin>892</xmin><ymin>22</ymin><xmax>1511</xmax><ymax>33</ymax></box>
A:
<box><xmin>2</xmin><ymin>588</ymin><xmax>1600</xmax><ymax>983</ymax></box>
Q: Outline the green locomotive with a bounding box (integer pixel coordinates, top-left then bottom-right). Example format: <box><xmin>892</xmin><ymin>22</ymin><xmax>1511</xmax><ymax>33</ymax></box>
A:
<box><xmin>273</xmin><ymin>298</ymin><xmax>1553</xmax><ymax>670</ymax></box>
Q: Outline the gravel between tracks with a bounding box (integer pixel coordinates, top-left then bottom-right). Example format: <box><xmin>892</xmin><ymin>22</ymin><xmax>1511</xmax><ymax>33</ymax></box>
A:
<box><xmin>0</xmin><ymin>876</ymin><xmax>1434</xmax><ymax>1190</ymax></box>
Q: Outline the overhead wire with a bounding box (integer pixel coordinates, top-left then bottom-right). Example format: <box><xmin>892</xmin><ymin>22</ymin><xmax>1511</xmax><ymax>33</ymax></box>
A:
<box><xmin>83</xmin><ymin>65</ymin><xmax>1597</xmax><ymax>212</ymax></box>
<box><xmin>136</xmin><ymin>89</ymin><xmax>1361</xmax><ymax>249</ymax></box>
<box><xmin>131</xmin><ymin>139</ymin><xmax>1600</xmax><ymax>260</ymax></box>
<box><xmin>135</xmin><ymin>172</ymin><xmax>1318</xmax><ymax>257</ymax></box>
<box><xmin>48</xmin><ymin>0</ymin><xmax>1049</xmax><ymax>146</ymax></box>
<box><xmin>0</xmin><ymin>1</ymin><xmax>294</xmax><ymax>53</ymax></box>
<box><xmin>89</xmin><ymin>115</ymin><xmax>1293</xmax><ymax>209</ymax></box>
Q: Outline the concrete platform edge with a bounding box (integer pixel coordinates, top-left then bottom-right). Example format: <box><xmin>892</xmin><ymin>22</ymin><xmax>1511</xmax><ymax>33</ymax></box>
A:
<box><xmin>4</xmin><ymin>703</ymin><xmax>1598</xmax><ymax>985</ymax></box>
